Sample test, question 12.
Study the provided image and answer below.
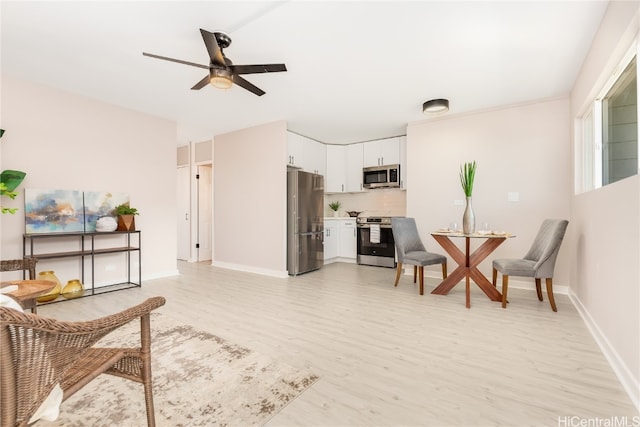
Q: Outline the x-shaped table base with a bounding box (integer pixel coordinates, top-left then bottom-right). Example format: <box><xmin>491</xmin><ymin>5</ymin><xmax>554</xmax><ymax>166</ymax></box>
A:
<box><xmin>430</xmin><ymin>234</ymin><xmax>507</xmax><ymax>308</ymax></box>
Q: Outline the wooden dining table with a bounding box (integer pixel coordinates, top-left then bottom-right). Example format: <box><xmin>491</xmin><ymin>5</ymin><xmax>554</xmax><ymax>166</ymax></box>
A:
<box><xmin>430</xmin><ymin>230</ymin><xmax>515</xmax><ymax>308</ymax></box>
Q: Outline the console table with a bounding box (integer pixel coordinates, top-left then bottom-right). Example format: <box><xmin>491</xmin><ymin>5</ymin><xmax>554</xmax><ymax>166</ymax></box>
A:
<box><xmin>23</xmin><ymin>231</ymin><xmax>141</xmax><ymax>305</ymax></box>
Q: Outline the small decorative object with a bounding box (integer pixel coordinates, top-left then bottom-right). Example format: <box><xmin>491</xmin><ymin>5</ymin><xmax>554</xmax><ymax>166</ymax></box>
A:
<box><xmin>36</xmin><ymin>270</ymin><xmax>62</xmax><ymax>302</ymax></box>
<box><xmin>62</xmin><ymin>279</ymin><xmax>84</xmax><ymax>299</ymax></box>
<box><xmin>115</xmin><ymin>203</ymin><xmax>139</xmax><ymax>231</ymax></box>
<box><xmin>346</xmin><ymin>211</ymin><xmax>362</xmax><ymax>217</ymax></box>
<box><xmin>96</xmin><ymin>216</ymin><xmax>118</xmax><ymax>232</ymax></box>
<box><xmin>459</xmin><ymin>161</ymin><xmax>477</xmax><ymax>235</ymax></box>
<box><xmin>329</xmin><ymin>201</ymin><xmax>341</xmax><ymax>217</ymax></box>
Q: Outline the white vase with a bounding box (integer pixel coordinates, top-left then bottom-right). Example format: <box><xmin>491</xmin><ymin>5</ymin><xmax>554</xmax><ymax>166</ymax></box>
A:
<box><xmin>333</xmin><ymin>210</ymin><xmax>339</xmax><ymax>217</ymax></box>
<box><xmin>463</xmin><ymin>196</ymin><xmax>475</xmax><ymax>234</ymax></box>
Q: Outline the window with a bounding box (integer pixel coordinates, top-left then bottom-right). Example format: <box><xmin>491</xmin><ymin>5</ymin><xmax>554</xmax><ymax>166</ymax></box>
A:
<box><xmin>602</xmin><ymin>58</ymin><xmax>637</xmax><ymax>185</ymax></box>
<box><xmin>579</xmin><ymin>53</ymin><xmax>638</xmax><ymax>192</ymax></box>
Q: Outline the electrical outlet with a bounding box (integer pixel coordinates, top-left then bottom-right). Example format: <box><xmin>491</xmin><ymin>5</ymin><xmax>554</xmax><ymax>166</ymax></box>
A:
<box><xmin>453</xmin><ymin>199</ymin><xmax>464</xmax><ymax>206</ymax></box>
<box><xmin>507</xmin><ymin>192</ymin><xmax>520</xmax><ymax>202</ymax></box>
<box><xmin>105</xmin><ymin>265</ymin><xmax>116</xmax><ymax>271</ymax></box>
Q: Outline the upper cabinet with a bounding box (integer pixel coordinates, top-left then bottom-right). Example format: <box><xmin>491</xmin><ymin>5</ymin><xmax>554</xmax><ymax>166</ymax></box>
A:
<box><xmin>305</xmin><ymin>134</ymin><xmax>407</xmax><ymax>193</ymax></box>
<box><xmin>287</xmin><ymin>132</ymin><xmax>326</xmax><ymax>176</ymax></box>
<box><xmin>363</xmin><ymin>137</ymin><xmax>400</xmax><ymax>167</ymax></box>
<box><xmin>326</xmin><ymin>143</ymin><xmax>364</xmax><ymax>193</ymax></box>
<box><xmin>326</xmin><ymin>145</ymin><xmax>346</xmax><ymax>192</ymax></box>
<box><xmin>399</xmin><ymin>136</ymin><xmax>407</xmax><ymax>189</ymax></box>
<box><xmin>345</xmin><ymin>143</ymin><xmax>364</xmax><ymax>192</ymax></box>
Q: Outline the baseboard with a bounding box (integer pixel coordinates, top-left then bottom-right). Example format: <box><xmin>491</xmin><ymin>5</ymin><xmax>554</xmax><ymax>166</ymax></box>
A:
<box><xmin>211</xmin><ymin>260</ymin><xmax>289</xmax><ymax>278</ymax></box>
<box><xmin>324</xmin><ymin>257</ymin><xmax>357</xmax><ymax>265</ymax></box>
<box><xmin>568</xmin><ymin>290</ymin><xmax>640</xmax><ymax>413</ymax></box>
<box><xmin>93</xmin><ymin>269</ymin><xmax>180</xmax><ymax>287</ymax></box>
<box><xmin>143</xmin><ymin>269</ymin><xmax>180</xmax><ymax>281</ymax></box>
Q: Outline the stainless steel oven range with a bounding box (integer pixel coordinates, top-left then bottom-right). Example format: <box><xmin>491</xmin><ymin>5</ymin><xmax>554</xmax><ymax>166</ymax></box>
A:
<box><xmin>356</xmin><ymin>217</ymin><xmax>396</xmax><ymax>268</ymax></box>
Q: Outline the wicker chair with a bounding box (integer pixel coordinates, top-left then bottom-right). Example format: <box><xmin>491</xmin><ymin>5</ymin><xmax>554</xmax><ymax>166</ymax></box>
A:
<box><xmin>1</xmin><ymin>258</ymin><xmax>40</xmax><ymax>313</ymax></box>
<box><xmin>0</xmin><ymin>258</ymin><xmax>38</xmax><ymax>281</ymax></box>
<box><xmin>0</xmin><ymin>296</ymin><xmax>166</xmax><ymax>427</ymax></box>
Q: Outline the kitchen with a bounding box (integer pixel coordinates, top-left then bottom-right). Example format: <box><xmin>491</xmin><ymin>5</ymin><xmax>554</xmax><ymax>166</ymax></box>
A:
<box><xmin>286</xmin><ymin>131</ymin><xmax>407</xmax><ymax>275</ymax></box>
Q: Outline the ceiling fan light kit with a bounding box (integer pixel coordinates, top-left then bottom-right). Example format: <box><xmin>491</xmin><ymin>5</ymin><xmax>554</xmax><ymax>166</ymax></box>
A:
<box><xmin>210</xmin><ymin>69</ymin><xmax>233</xmax><ymax>89</ymax></box>
<box><xmin>423</xmin><ymin>98</ymin><xmax>449</xmax><ymax>114</ymax></box>
<box><xmin>143</xmin><ymin>28</ymin><xmax>286</xmax><ymax>96</ymax></box>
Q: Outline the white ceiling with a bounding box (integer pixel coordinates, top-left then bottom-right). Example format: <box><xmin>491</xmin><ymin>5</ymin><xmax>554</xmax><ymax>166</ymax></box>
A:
<box><xmin>1</xmin><ymin>1</ymin><xmax>608</xmax><ymax>145</ymax></box>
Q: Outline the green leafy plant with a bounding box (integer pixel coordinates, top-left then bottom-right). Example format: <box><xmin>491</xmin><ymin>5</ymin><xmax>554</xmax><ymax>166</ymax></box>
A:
<box><xmin>329</xmin><ymin>201</ymin><xmax>341</xmax><ymax>212</ymax></box>
<box><xmin>114</xmin><ymin>203</ymin><xmax>139</xmax><ymax>216</ymax></box>
<box><xmin>459</xmin><ymin>161</ymin><xmax>477</xmax><ymax>197</ymax></box>
<box><xmin>0</xmin><ymin>130</ymin><xmax>27</xmax><ymax>214</ymax></box>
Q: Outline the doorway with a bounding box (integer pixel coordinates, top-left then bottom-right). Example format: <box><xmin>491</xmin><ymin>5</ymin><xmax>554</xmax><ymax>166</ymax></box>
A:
<box><xmin>196</xmin><ymin>164</ymin><xmax>212</xmax><ymax>262</ymax></box>
<box><xmin>176</xmin><ymin>164</ymin><xmax>213</xmax><ymax>262</ymax></box>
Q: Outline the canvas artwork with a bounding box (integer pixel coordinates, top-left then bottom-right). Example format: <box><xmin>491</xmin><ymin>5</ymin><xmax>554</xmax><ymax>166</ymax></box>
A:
<box><xmin>25</xmin><ymin>189</ymin><xmax>85</xmax><ymax>233</ymax></box>
<box><xmin>83</xmin><ymin>192</ymin><xmax>129</xmax><ymax>232</ymax></box>
<box><xmin>24</xmin><ymin>189</ymin><xmax>130</xmax><ymax>234</ymax></box>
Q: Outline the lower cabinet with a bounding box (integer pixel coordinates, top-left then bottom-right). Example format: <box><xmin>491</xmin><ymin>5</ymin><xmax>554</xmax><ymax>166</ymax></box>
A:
<box><xmin>338</xmin><ymin>219</ymin><xmax>357</xmax><ymax>259</ymax></box>
<box><xmin>324</xmin><ymin>220</ymin><xmax>338</xmax><ymax>260</ymax></box>
<box><xmin>324</xmin><ymin>218</ymin><xmax>356</xmax><ymax>263</ymax></box>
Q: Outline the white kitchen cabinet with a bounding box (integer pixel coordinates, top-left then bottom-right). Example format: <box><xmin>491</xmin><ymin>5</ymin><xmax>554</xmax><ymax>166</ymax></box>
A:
<box><xmin>338</xmin><ymin>219</ymin><xmax>357</xmax><ymax>259</ymax></box>
<box><xmin>363</xmin><ymin>137</ymin><xmax>400</xmax><ymax>167</ymax></box>
<box><xmin>345</xmin><ymin>143</ymin><xmax>364</xmax><ymax>192</ymax></box>
<box><xmin>324</xmin><ymin>219</ymin><xmax>338</xmax><ymax>261</ymax></box>
<box><xmin>326</xmin><ymin>143</ymin><xmax>363</xmax><ymax>193</ymax></box>
<box><xmin>399</xmin><ymin>136</ymin><xmax>407</xmax><ymax>189</ymax></box>
<box><xmin>326</xmin><ymin>145</ymin><xmax>346</xmax><ymax>192</ymax></box>
<box><xmin>287</xmin><ymin>132</ymin><xmax>326</xmax><ymax>176</ymax></box>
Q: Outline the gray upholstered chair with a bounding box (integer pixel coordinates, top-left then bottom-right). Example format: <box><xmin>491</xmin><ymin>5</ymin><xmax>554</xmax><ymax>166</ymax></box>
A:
<box><xmin>391</xmin><ymin>218</ymin><xmax>447</xmax><ymax>295</ymax></box>
<box><xmin>492</xmin><ymin>219</ymin><xmax>569</xmax><ymax>311</ymax></box>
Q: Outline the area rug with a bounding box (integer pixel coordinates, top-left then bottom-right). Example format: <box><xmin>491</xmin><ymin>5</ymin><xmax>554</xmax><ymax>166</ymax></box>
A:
<box><xmin>37</xmin><ymin>313</ymin><xmax>319</xmax><ymax>427</ymax></box>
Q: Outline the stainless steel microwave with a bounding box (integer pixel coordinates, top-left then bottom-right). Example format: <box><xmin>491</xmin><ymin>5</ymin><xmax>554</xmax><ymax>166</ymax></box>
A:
<box><xmin>363</xmin><ymin>164</ymin><xmax>400</xmax><ymax>189</ymax></box>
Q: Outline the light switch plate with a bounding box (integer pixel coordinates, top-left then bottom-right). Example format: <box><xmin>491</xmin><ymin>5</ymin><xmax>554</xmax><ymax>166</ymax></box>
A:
<box><xmin>507</xmin><ymin>192</ymin><xmax>520</xmax><ymax>202</ymax></box>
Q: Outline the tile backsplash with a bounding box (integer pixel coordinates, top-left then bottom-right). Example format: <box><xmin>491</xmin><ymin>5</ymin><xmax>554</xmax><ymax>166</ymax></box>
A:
<box><xmin>325</xmin><ymin>188</ymin><xmax>406</xmax><ymax>217</ymax></box>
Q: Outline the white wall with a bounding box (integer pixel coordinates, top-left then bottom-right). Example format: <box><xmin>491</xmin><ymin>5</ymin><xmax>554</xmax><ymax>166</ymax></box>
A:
<box><xmin>406</xmin><ymin>98</ymin><xmax>571</xmax><ymax>285</ymax></box>
<box><xmin>212</xmin><ymin>120</ymin><xmax>288</xmax><ymax>277</ymax></box>
<box><xmin>569</xmin><ymin>0</ymin><xmax>639</xmax><ymax>409</ymax></box>
<box><xmin>0</xmin><ymin>75</ymin><xmax>178</xmax><ymax>283</ymax></box>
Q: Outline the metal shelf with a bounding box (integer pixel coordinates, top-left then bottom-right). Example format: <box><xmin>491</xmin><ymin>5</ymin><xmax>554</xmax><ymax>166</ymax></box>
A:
<box><xmin>23</xmin><ymin>231</ymin><xmax>142</xmax><ymax>306</ymax></box>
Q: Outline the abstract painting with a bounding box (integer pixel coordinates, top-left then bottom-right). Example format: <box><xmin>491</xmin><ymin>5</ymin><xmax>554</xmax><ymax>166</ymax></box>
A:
<box><xmin>24</xmin><ymin>189</ymin><xmax>130</xmax><ymax>234</ymax></box>
<box><xmin>25</xmin><ymin>189</ymin><xmax>85</xmax><ymax>233</ymax></box>
<box><xmin>83</xmin><ymin>192</ymin><xmax>129</xmax><ymax>232</ymax></box>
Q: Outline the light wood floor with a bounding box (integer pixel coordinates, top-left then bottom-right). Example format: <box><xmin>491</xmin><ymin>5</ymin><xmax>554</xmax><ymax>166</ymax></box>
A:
<box><xmin>40</xmin><ymin>261</ymin><xmax>638</xmax><ymax>426</ymax></box>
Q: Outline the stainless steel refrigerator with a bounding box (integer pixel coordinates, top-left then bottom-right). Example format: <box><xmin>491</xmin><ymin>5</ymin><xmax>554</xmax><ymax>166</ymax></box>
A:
<box><xmin>287</xmin><ymin>169</ymin><xmax>324</xmax><ymax>275</ymax></box>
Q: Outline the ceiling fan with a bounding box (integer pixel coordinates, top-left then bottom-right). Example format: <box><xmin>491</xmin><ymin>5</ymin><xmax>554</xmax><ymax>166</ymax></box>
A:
<box><xmin>143</xmin><ymin>29</ymin><xmax>287</xmax><ymax>96</ymax></box>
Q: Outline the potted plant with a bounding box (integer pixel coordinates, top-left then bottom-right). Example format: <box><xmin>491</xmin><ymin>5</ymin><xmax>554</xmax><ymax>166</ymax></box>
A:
<box><xmin>459</xmin><ymin>161</ymin><xmax>477</xmax><ymax>234</ymax></box>
<box><xmin>329</xmin><ymin>201</ymin><xmax>342</xmax><ymax>216</ymax></box>
<box><xmin>114</xmin><ymin>203</ymin><xmax>139</xmax><ymax>231</ymax></box>
<box><xmin>329</xmin><ymin>201</ymin><xmax>341</xmax><ymax>217</ymax></box>
<box><xmin>0</xmin><ymin>129</ymin><xmax>27</xmax><ymax>214</ymax></box>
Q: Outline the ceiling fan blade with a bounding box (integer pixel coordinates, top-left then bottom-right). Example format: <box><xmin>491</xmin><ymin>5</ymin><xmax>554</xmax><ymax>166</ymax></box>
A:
<box><xmin>191</xmin><ymin>75</ymin><xmax>211</xmax><ymax>90</ymax></box>
<box><xmin>231</xmin><ymin>64</ymin><xmax>287</xmax><ymax>75</ymax></box>
<box><xmin>200</xmin><ymin>29</ymin><xmax>226</xmax><ymax>67</ymax></box>
<box><xmin>143</xmin><ymin>52</ymin><xmax>209</xmax><ymax>70</ymax></box>
<box><xmin>233</xmin><ymin>75</ymin><xmax>265</xmax><ymax>96</ymax></box>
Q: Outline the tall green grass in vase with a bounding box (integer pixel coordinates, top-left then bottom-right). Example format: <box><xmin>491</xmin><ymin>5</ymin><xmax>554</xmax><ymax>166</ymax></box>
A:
<box><xmin>459</xmin><ymin>161</ymin><xmax>477</xmax><ymax>197</ymax></box>
<box><xmin>459</xmin><ymin>161</ymin><xmax>477</xmax><ymax>234</ymax></box>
